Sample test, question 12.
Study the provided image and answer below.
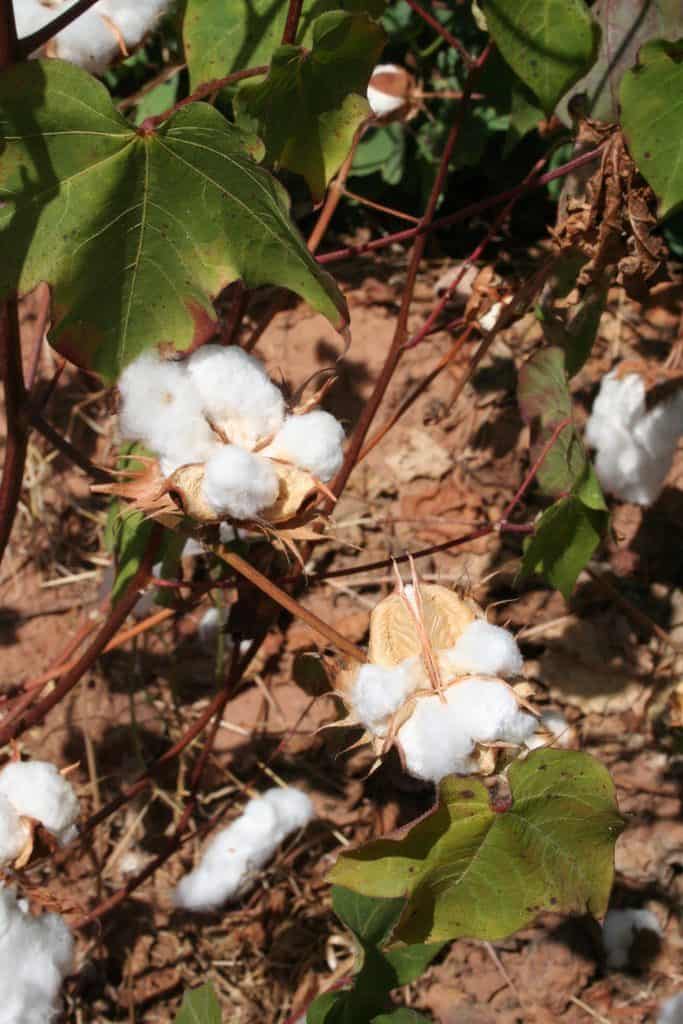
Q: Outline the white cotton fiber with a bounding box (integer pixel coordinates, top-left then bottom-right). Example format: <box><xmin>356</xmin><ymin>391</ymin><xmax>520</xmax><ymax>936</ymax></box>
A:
<box><xmin>658</xmin><ymin>993</ymin><xmax>683</xmax><ymax>1024</ymax></box>
<box><xmin>367</xmin><ymin>64</ymin><xmax>407</xmax><ymax>117</ymax></box>
<box><xmin>525</xmin><ymin>709</ymin><xmax>573</xmax><ymax>750</ymax></box>
<box><xmin>602</xmin><ymin>908</ymin><xmax>662</xmax><ymax>969</ymax></box>
<box><xmin>198</xmin><ymin>606</ymin><xmax>228</xmax><ymax>651</ymax></box>
<box><xmin>266</xmin><ymin>411</ymin><xmax>345</xmax><ymax>482</ymax></box>
<box><xmin>202</xmin><ymin>445</ymin><xmax>280</xmax><ymax>519</ymax></box>
<box><xmin>351</xmin><ymin>660</ymin><xmax>419</xmax><ymax>736</ymax></box>
<box><xmin>586</xmin><ymin>370</ymin><xmax>683</xmax><ymax>506</ymax></box>
<box><xmin>187</xmin><ymin>345</ymin><xmax>285</xmax><ymax>450</ymax></box>
<box><xmin>118</xmin><ymin>352</ymin><xmax>219</xmax><ymax>472</ymax></box>
<box><xmin>398</xmin><ymin>677</ymin><xmax>536</xmax><ymax>783</ymax></box>
<box><xmin>442</xmin><ymin>620</ymin><xmax>523</xmax><ymax>679</ymax></box>
<box><xmin>0</xmin><ymin>762</ymin><xmax>79</xmax><ymax>845</ymax></box>
<box><xmin>0</xmin><ymin>884</ymin><xmax>74</xmax><ymax>1024</ymax></box>
<box><xmin>0</xmin><ymin>794</ymin><xmax>29</xmax><ymax>866</ymax></box>
<box><xmin>174</xmin><ymin>786</ymin><xmax>314</xmax><ymax>912</ymax></box>
<box><xmin>15</xmin><ymin>0</ymin><xmax>171</xmax><ymax>74</ymax></box>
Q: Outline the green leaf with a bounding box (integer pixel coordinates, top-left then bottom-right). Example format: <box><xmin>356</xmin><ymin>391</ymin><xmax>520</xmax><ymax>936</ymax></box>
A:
<box><xmin>174</xmin><ymin>982</ymin><xmax>222</xmax><ymax>1024</ymax></box>
<box><xmin>105</xmin><ymin>506</ymin><xmax>153</xmax><ymax>606</ymax></box>
<box><xmin>520</xmin><ymin>495</ymin><xmax>606</xmax><ymax>598</ymax></box>
<box><xmin>505</xmin><ymin>78</ymin><xmax>544</xmax><ymax>153</ymax></box>
<box><xmin>235</xmin><ymin>12</ymin><xmax>385</xmax><ymax>201</ymax></box>
<box><xmin>133</xmin><ymin>76</ymin><xmax>181</xmax><ymax>126</ymax></box>
<box><xmin>620</xmin><ymin>38</ymin><xmax>683</xmax><ymax>219</ymax></box>
<box><xmin>372</xmin><ymin>1012</ymin><xmax>433</xmax><ymax>1024</ymax></box>
<box><xmin>351</xmin><ymin>123</ymin><xmax>405</xmax><ymax>185</ymax></box>
<box><xmin>483</xmin><ymin>0</ymin><xmax>600</xmax><ymax>114</ymax></box>
<box><xmin>330</xmin><ymin>750</ymin><xmax>624</xmax><ymax>944</ymax></box>
<box><xmin>383</xmin><ymin>942</ymin><xmax>444</xmax><ymax>986</ymax></box>
<box><xmin>561</xmin><ymin>0</ymin><xmax>683</xmax><ymax>123</ymax></box>
<box><xmin>0</xmin><ymin>59</ymin><xmax>346</xmax><ymax>381</ymax></box>
<box><xmin>332</xmin><ymin>887</ymin><xmax>405</xmax><ymax>946</ymax></box>
<box><xmin>307</xmin><ymin>991</ymin><xmax>347</xmax><ymax>1024</ymax></box>
<box><xmin>182</xmin><ymin>0</ymin><xmax>385</xmax><ymax>91</ymax></box>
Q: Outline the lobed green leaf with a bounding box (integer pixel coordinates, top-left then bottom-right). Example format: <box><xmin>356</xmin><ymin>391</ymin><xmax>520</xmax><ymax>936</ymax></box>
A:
<box><xmin>330</xmin><ymin>750</ymin><xmax>624</xmax><ymax>944</ymax></box>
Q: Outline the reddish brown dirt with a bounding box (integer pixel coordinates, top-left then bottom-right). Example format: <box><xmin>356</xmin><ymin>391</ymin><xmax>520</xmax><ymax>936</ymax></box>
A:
<box><xmin>1</xmin><ymin>268</ymin><xmax>682</xmax><ymax>1023</ymax></box>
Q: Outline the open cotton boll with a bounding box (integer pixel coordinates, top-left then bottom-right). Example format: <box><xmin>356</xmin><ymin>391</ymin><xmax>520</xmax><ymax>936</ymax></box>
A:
<box><xmin>442</xmin><ymin>620</ymin><xmax>523</xmax><ymax>679</ymax></box>
<box><xmin>398</xmin><ymin>677</ymin><xmax>536</xmax><ymax>783</ymax></box>
<box><xmin>266</xmin><ymin>411</ymin><xmax>345</xmax><ymax>482</ymax></box>
<box><xmin>187</xmin><ymin>345</ymin><xmax>285</xmax><ymax>450</ymax></box>
<box><xmin>525</xmin><ymin>709</ymin><xmax>573</xmax><ymax>750</ymax></box>
<box><xmin>174</xmin><ymin>787</ymin><xmax>314</xmax><ymax>912</ymax></box>
<box><xmin>659</xmin><ymin>993</ymin><xmax>683</xmax><ymax>1024</ymax></box>
<box><xmin>0</xmin><ymin>794</ymin><xmax>29</xmax><ymax>865</ymax></box>
<box><xmin>202</xmin><ymin>445</ymin><xmax>279</xmax><ymax>519</ymax></box>
<box><xmin>351</xmin><ymin>661</ymin><xmax>419</xmax><ymax>735</ymax></box>
<box><xmin>602</xmin><ymin>908</ymin><xmax>662</xmax><ymax>969</ymax></box>
<box><xmin>0</xmin><ymin>762</ymin><xmax>79</xmax><ymax>845</ymax></box>
<box><xmin>586</xmin><ymin>370</ymin><xmax>683</xmax><ymax>506</ymax></box>
<box><xmin>0</xmin><ymin>885</ymin><xmax>74</xmax><ymax>1024</ymax></box>
<box><xmin>118</xmin><ymin>351</ymin><xmax>218</xmax><ymax>470</ymax></box>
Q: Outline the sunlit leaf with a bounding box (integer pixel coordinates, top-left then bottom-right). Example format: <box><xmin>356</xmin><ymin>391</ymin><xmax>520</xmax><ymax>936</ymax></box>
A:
<box><xmin>331</xmin><ymin>750</ymin><xmax>623</xmax><ymax>944</ymax></box>
<box><xmin>174</xmin><ymin>982</ymin><xmax>222</xmax><ymax>1024</ymax></box>
<box><xmin>620</xmin><ymin>38</ymin><xmax>683</xmax><ymax>219</ymax></box>
<box><xmin>235</xmin><ymin>12</ymin><xmax>384</xmax><ymax>200</ymax></box>
<box><xmin>520</xmin><ymin>494</ymin><xmax>606</xmax><ymax>598</ymax></box>
<box><xmin>0</xmin><ymin>60</ymin><xmax>346</xmax><ymax>381</ymax></box>
<box><xmin>483</xmin><ymin>0</ymin><xmax>600</xmax><ymax>114</ymax></box>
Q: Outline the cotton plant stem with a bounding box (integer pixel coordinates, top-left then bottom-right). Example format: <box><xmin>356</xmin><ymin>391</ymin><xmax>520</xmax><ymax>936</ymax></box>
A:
<box><xmin>281</xmin><ymin>0</ymin><xmax>303</xmax><ymax>44</ymax></box>
<box><xmin>0</xmin><ymin>297</ymin><xmax>29</xmax><ymax>570</ymax></box>
<box><xmin>29</xmin><ymin>410</ymin><xmax>112</xmax><ymax>483</ymax></box>
<box><xmin>16</xmin><ymin>0</ymin><xmax>102</xmax><ymax>57</ymax></box>
<box><xmin>0</xmin><ymin>525</ymin><xmax>163</xmax><ymax>747</ymax></box>
<box><xmin>139</xmin><ymin>64</ymin><xmax>269</xmax><ymax>132</ymax></box>
<box><xmin>328</xmin><ymin>44</ymin><xmax>493</xmax><ymax>505</ymax></box>
<box><xmin>404</xmin><ymin>0</ymin><xmax>474</xmax><ymax>66</ymax></box>
<box><xmin>0</xmin><ymin>0</ymin><xmax>17</xmax><ymax>64</ymax></box>
<box><xmin>211</xmin><ymin>546</ymin><xmax>366</xmax><ymax>662</ymax></box>
<box><xmin>316</xmin><ymin>146</ymin><xmax>603</xmax><ymax>266</ymax></box>
<box><xmin>307</xmin><ymin>123</ymin><xmax>368</xmax><ymax>253</ymax></box>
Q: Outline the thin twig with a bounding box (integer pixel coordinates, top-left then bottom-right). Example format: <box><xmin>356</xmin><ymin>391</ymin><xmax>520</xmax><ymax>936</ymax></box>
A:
<box><xmin>317</xmin><ymin>147</ymin><xmax>603</xmax><ymax>265</ymax></box>
<box><xmin>281</xmin><ymin>0</ymin><xmax>304</xmax><ymax>44</ymax></box>
<box><xmin>138</xmin><ymin>64</ymin><xmax>269</xmax><ymax>132</ymax></box>
<box><xmin>586</xmin><ymin>565</ymin><xmax>683</xmax><ymax>655</ymax></box>
<box><xmin>17</xmin><ymin>0</ymin><xmax>102</xmax><ymax>58</ymax></box>
<box><xmin>0</xmin><ymin>297</ymin><xmax>28</xmax><ymax>568</ymax></box>
<box><xmin>404</xmin><ymin>0</ymin><xmax>474</xmax><ymax>66</ymax></box>
<box><xmin>308</xmin><ymin>122</ymin><xmax>369</xmax><ymax>253</ymax></box>
<box><xmin>29</xmin><ymin>410</ymin><xmax>112</xmax><ymax>484</ymax></box>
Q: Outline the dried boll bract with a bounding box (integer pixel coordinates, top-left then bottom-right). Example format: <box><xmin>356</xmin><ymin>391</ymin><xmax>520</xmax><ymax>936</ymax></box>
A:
<box><xmin>108</xmin><ymin>347</ymin><xmax>345</xmax><ymax>532</ymax></box>
<box><xmin>333</xmin><ymin>577</ymin><xmax>538</xmax><ymax>783</ymax></box>
<box><xmin>586</xmin><ymin>365</ymin><xmax>683</xmax><ymax>506</ymax></box>
<box><xmin>0</xmin><ymin>885</ymin><xmax>73</xmax><ymax>1024</ymax></box>
<box><xmin>16</xmin><ymin>0</ymin><xmax>171</xmax><ymax>74</ymax></box>
<box><xmin>173</xmin><ymin>786</ymin><xmax>314</xmax><ymax>912</ymax></box>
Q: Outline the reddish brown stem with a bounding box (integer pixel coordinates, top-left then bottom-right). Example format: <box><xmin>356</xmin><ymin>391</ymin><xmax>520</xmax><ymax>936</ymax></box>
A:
<box><xmin>307</xmin><ymin>123</ymin><xmax>368</xmax><ymax>253</ymax></box>
<box><xmin>138</xmin><ymin>65</ymin><xmax>269</xmax><ymax>132</ymax></box>
<box><xmin>0</xmin><ymin>525</ymin><xmax>163</xmax><ymax>746</ymax></box>
<box><xmin>405</xmin><ymin>0</ymin><xmax>474</xmax><ymax>65</ymax></box>
<box><xmin>0</xmin><ymin>0</ymin><xmax>19</xmax><ymax>64</ymax></box>
<box><xmin>317</xmin><ymin>146</ymin><xmax>603</xmax><ymax>265</ymax></box>
<box><xmin>0</xmin><ymin>297</ymin><xmax>29</xmax><ymax>569</ymax></box>
<box><xmin>499</xmin><ymin>416</ymin><xmax>571</xmax><ymax>524</ymax></box>
<box><xmin>29</xmin><ymin>410</ymin><xmax>112</xmax><ymax>484</ymax></box>
<box><xmin>328</xmin><ymin>44</ymin><xmax>492</xmax><ymax>502</ymax></box>
<box><xmin>281</xmin><ymin>0</ymin><xmax>303</xmax><ymax>44</ymax></box>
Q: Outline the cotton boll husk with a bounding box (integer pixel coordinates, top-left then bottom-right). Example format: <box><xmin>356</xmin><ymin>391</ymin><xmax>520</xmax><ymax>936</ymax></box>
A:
<box><xmin>0</xmin><ymin>885</ymin><xmax>73</xmax><ymax>1024</ymax></box>
<box><xmin>174</xmin><ymin>787</ymin><xmax>314</xmax><ymax>912</ymax></box>
<box><xmin>351</xmin><ymin>660</ymin><xmax>419</xmax><ymax>735</ymax></box>
<box><xmin>366</xmin><ymin>64</ymin><xmax>410</xmax><ymax>117</ymax></box>
<box><xmin>265</xmin><ymin>411</ymin><xmax>345</xmax><ymax>482</ymax></box>
<box><xmin>441</xmin><ymin>620</ymin><xmax>523</xmax><ymax>679</ymax></box>
<box><xmin>602</xmin><ymin>908</ymin><xmax>662</xmax><ymax>969</ymax></box>
<box><xmin>658</xmin><ymin>993</ymin><xmax>683</xmax><ymax>1024</ymax></box>
<box><xmin>187</xmin><ymin>345</ymin><xmax>285</xmax><ymax>450</ymax></box>
<box><xmin>0</xmin><ymin>794</ymin><xmax>29</xmax><ymax>865</ymax></box>
<box><xmin>398</xmin><ymin>677</ymin><xmax>536</xmax><ymax>783</ymax></box>
<box><xmin>202</xmin><ymin>445</ymin><xmax>280</xmax><ymax>519</ymax></box>
<box><xmin>0</xmin><ymin>762</ymin><xmax>79</xmax><ymax>844</ymax></box>
<box><xmin>118</xmin><ymin>352</ymin><xmax>218</xmax><ymax>470</ymax></box>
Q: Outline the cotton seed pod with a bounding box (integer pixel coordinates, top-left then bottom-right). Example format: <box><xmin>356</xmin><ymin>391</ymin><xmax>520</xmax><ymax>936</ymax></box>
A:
<box><xmin>366</xmin><ymin>64</ymin><xmax>417</xmax><ymax>121</ymax></box>
<box><xmin>332</xmin><ymin>581</ymin><xmax>537</xmax><ymax>782</ymax></box>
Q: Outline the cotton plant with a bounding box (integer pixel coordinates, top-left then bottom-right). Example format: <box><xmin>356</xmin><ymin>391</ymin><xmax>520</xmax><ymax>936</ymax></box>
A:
<box><xmin>332</xmin><ymin>574</ymin><xmax>546</xmax><ymax>783</ymax></box>
<box><xmin>366</xmin><ymin>64</ymin><xmax>416</xmax><ymax>119</ymax></box>
<box><xmin>106</xmin><ymin>345</ymin><xmax>345</xmax><ymax>538</ymax></box>
<box><xmin>15</xmin><ymin>0</ymin><xmax>171</xmax><ymax>74</ymax></box>
<box><xmin>0</xmin><ymin>760</ymin><xmax>80</xmax><ymax>868</ymax></box>
<box><xmin>0</xmin><ymin>885</ymin><xmax>74</xmax><ymax>1024</ymax></box>
<box><xmin>174</xmin><ymin>786</ymin><xmax>314</xmax><ymax>912</ymax></box>
<box><xmin>585</xmin><ymin>363</ymin><xmax>683</xmax><ymax>507</ymax></box>
<box><xmin>602</xmin><ymin>907</ymin><xmax>662</xmax><ymax>969</ymax></box>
